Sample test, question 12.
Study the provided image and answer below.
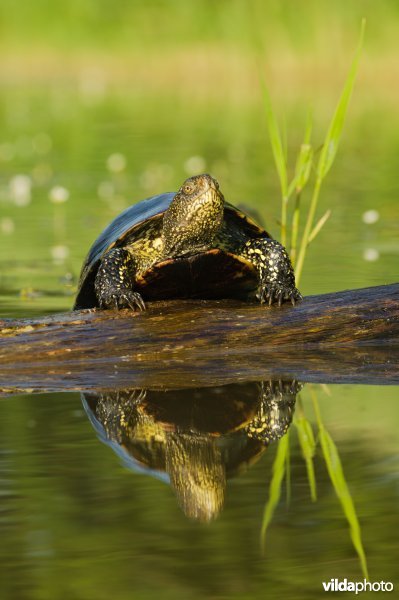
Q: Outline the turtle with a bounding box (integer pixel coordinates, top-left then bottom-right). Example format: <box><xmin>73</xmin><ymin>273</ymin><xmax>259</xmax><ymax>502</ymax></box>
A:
<box><xmin>74</xmin><ymin>173</ymin><xmax>301</xmax><ymax>310</ymax></box>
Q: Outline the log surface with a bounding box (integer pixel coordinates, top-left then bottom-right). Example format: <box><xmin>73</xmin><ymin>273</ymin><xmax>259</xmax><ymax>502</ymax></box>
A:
<box><xmin>1</xmin><ymin>283</ymin><xmax>398</xmax><ymax>394</ymax></box>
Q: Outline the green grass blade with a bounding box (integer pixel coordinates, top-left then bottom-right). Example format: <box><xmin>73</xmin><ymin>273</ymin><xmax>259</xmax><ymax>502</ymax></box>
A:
<box><xmin>288</xmin><ymin>143</ymin><xmax>313</xmax><ymax>198</ymax></box>
<box><xmin>290</xmin><ymin>192</ymin><xmax>301</xmax><ymax>266</ymax></box>
<box><xmin>288</xmin><ymin>111</ymin><xmax>313</xmax><ymax>197</ymax></box>
<box><xmin>307</xmin><ymin>209</ymin><xmax>331</xmax><ymax>244</ymax></box>
<box><xmin>295</xmin><ymin>177</ymin><xmax>322</xmax><ymax>284</ymax></box>
<box><xmin>295</xmin><ymin>143</ymin><xmax>313</xmax><ymax>194</ymax></box>
<box><xmin>260</xmin><ymin>432</ymin><xmax>290</xmax><ymax>552</ymax></box>
<box><xmin>261</xmin><ymin>80</ymin><xmax>288</xmax><ymax>198</ymax></box>
<box><xmin>285</xmin><ymin>435</ymin><xmax>291</xmax><ymax>506</ymax></box>
<box><xmin>289</xmin><ymin>114</ymin><xmax>313</xmax><ymax>263</ymax></box>
<box><xmin>260</xmin><ymin>79</ymin><xmax>289</xmax><ymax>245</ymax></box>
<box><xmin>311</xmin><ymin>392</ymin><xmax>369</xmax><ymax>579</ymax></box>
<box><xmin>295</xmin><ymin>415</ymin><xmax>317</xmax><ymax>501</ymax></box>
<box><xmin>317</xmin><ymin>19</ymin><xmax>366</xmax><ymax>181</ymax></box>
<box><xmin>318</xmin><ymin>426</ymin><xmax>369</xmax><ymax>579</ymax></box>
<box><xmin>295</xmin><ymin>19</ymin><xmax>365</xmax><ymax>283</ymax></box>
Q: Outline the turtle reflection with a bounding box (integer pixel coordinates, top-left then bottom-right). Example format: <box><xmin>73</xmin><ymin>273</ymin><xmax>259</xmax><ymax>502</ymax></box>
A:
<box><xmin>82</xmin><ymin>381</ymin><xmax>302</xmax><ymax>522</ymax></box>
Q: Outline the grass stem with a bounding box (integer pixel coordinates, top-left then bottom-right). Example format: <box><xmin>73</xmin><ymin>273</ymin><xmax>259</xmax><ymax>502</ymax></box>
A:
<box><xmin>290</xmin><ymin>192</ymin><xmax>301</xmax><ymax>266</ymax></box>
<box><xmin>281</xmin><ymin>195</ymin><xmax>288</xmax><ymax>246</ymax></box>
<box><xmin>294</xmin><ymin>177</ymin><xmax>322</xmax><ymax>284</ymax></box>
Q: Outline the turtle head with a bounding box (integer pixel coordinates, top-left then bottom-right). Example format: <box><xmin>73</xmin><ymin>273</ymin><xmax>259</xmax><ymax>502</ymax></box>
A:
<box><xmin>162</xmin><ymin>173</ymin><xmax>224</xmax><ymax>257</ymax></box>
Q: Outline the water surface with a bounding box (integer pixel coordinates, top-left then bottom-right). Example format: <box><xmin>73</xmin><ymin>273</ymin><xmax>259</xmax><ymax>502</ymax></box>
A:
<box><xmin>0</xmin><ymin>383</ymin><xmax>397</xmax><ymax>599</ymax></box>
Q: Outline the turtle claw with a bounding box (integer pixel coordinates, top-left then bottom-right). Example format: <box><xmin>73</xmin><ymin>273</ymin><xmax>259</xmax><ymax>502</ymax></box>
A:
<box><xmin>268</xmin><ymin>293</ymin><xmax>273</xmax><ymax>307</ymax></box>
<box><xmin>259</xmin><ymin>283</ymin><xmax>302</xmax><ymax>307</ymax></box>
<box><xmin>100</xmin><ymin>289</ymin><xmax>146</xmax><ymax>311</ymax></box>
<box><xmin>123</xmin><ymin>291</ymin><xmax>146</xmax><ymax>312</ymax></box>
<box><xmin>128</xmin><ymin>388</ymin><xmax>147</xmax><ymax>403</ymax></box>
<box><xmin>290</xmin><ymin>289</ymin><xmax>302</xmax><ymax>306</ymax></box>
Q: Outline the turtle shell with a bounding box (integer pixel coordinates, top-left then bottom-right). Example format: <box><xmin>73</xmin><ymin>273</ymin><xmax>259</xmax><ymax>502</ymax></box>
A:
<box><xmin>74</xmin><ymin>192</ymin><xmax>269</xmax><ymax>309</ymax></box>
<box><xmin>82</xmin><ymin>385</ymin><xmax>267</xmax><ymax>477</ymax></box>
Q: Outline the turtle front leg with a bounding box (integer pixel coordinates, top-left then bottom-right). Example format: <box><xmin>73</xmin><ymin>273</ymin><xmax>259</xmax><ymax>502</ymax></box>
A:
<box><xmin>246</xmin><ymin>380</ymin><xmax>301</xmax><ymax>444</ymax></box>
<box><xmin>95</xmin><ymin>248</ymin><xmax>145</xmax><ymax>311</ymax></box>
<box><xmin>242</xmin><ymin>237</ymin><xmax>302</xmax><ymax>306</ymax></box>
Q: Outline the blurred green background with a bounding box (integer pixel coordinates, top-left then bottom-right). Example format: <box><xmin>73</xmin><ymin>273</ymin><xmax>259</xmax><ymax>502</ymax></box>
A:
<box><xmin>0</xmin><ymin>0</ymin><xmax>398</xmax><ymax>316</ymax></box>
<box><xmin>0</xmin><ymin>3</ymin><xmax>398</xmax><ymax>599</ymax></box>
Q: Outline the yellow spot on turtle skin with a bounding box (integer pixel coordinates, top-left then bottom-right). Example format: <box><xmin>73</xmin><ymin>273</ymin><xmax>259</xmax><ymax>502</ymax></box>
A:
<box><xmin>152</xmin><ymin>237</ymin><xmax>163</xmax><ymax>251</ymax></box>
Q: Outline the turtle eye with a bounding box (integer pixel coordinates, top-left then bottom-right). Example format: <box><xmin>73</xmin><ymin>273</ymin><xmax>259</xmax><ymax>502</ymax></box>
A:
<box><xmin>183</xmin><ymin>182</ymin><xmax>195</xmax><ymax>194</ymax></box>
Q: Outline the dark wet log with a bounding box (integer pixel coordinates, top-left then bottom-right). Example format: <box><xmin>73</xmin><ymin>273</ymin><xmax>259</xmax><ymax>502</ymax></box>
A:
<box><xmin>0</xmin><ymin>283</ymin><xmax>398</xmax><ymax>394</ymax></box>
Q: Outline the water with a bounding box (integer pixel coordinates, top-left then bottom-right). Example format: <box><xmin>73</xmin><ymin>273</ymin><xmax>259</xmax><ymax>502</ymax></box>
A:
<box><xmin>0</xmin><ymin>87</ymin><xmax>398</xmax><ymax>598</ymax></box>
<box><xmin>0</xmin><ymin>384</ymin><xmax>397</xmax><ymax>598</ymax></box>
